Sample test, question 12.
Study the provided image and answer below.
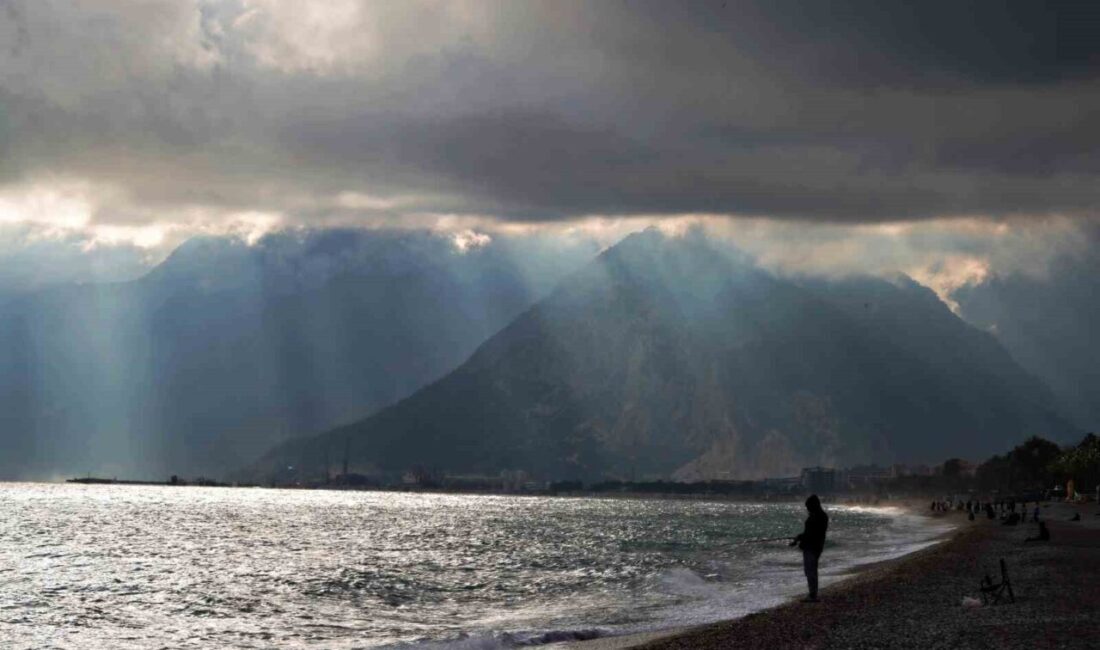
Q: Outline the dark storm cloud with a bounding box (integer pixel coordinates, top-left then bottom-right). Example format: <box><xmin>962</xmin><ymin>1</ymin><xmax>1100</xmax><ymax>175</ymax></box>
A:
<box><xmin>285</xmin><ymin>103</ymin><xmax>1099</xmax><ymax>221</ymax></box>
<box><xmin>1</xmin><ymin>0</ymin><xmax>1099</xmax><ymax>225</ymax></box>
<box><xmin>732</xmin><ymin>0</ymin><xmax>1100</xmax><ymax>87</ymax></box>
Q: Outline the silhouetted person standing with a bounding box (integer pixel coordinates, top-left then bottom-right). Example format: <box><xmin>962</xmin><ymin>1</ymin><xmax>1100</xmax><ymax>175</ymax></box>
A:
<box><xmin>791</xmin><ymin>494</ymin><xmax>829</xmax><ymax>602</ymax></box>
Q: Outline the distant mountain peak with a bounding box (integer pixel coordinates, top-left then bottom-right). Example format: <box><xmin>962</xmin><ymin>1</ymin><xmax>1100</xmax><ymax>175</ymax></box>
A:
<box><xmin>251</xmin><ymin>231</ymin><xmax>1074</xmax><ymax>483</ymax></box>
<box><xmin>0</xmin><ymin>228</ymin><xmax>597</xmax><ymax>480</ymax></box>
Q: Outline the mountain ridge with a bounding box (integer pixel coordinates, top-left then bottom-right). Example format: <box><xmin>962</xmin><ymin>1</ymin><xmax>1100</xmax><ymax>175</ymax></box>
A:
<box><xmin>0</xmin><ymin>228</ymin><xmax>596</xmax><ymax>480</ymax></box>
<box><xmin>251</xmin><ymin>230</ymin><xmax>1074</xmax><ymax>482</ymax></box>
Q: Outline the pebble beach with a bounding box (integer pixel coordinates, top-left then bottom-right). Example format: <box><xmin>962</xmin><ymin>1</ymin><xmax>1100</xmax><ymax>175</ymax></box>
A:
<box><xmin>573</xmin><ymin>501</ymin><xmax>1100</xmax><ymax>649</ymax></box>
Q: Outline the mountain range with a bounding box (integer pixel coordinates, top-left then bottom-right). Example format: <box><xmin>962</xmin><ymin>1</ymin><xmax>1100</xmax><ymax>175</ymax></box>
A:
<box><xmin>252</xmin><ymin>230</ymin><xmax>1075</xmax><ymax>482</ymax></box>
<box><xmin>0</xmin><ymin>229</ymin><xmax>595</xmax><ymax>479</ymax></box>
<box><xmin>952</xmin><ymin>243</ymin><xmax>1100</xmax><ymax>432</ymax></box>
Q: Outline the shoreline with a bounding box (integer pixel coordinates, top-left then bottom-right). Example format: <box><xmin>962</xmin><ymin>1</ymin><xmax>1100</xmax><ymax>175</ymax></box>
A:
<box><xmin>564</xmin><ymin>501</ymin><xmax>955</xmax><ymax>649</ymax></box>
<box><xmin>52</xmin><ymin>477</ymin><xmax>898</xmax><ymax>505</ymax></box>
<box><xmin>571</xmin><ymin>501</ymin><xmax>1100</xmax><ymax>649</ymax></box>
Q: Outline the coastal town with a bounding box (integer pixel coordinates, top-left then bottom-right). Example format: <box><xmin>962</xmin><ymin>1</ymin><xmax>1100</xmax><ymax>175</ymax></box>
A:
<box><xmin>71</xmin><ymin>435</ymin><xmax>1100</xmax><ymax>511</ymax></box>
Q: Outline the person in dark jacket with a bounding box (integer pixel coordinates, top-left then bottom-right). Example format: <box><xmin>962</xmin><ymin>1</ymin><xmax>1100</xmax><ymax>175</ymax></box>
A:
<box><xmin>790</xmin><ymin>494</ymin><xmax>829</xmax><ymax>602</ymax></box>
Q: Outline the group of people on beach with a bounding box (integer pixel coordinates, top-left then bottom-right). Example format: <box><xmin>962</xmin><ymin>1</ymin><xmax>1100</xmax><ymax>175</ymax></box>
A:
<box><xmin>987</xmin><ymin>498</ymin><xmax>1051</xmax><ymax>541</ymax></box>
<box><xmin>991</xmin><ymin>500</ymin><xmax>1042</xmax><ymax>526</ymax></box>
<box><xmin>930</xmin><ymin>498</ymin><xmax>1042</xmax><ymax>525</ymax></box>
<box><xmin>933</xmin><ymin>496</ymin><xmax>1057</xmax><ymax>542</ymax></box>
<box><xmin>785</xmin><ymin>492</ymin><xmax>1070</xmax><ymax>603</ymax></box>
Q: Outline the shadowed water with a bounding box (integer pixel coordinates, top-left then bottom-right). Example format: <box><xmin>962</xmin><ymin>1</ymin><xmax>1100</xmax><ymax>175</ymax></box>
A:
<box><xmin>0</xmin><ymin>484</ymin><xmax>950</xmax><ymax>648</ymax></box>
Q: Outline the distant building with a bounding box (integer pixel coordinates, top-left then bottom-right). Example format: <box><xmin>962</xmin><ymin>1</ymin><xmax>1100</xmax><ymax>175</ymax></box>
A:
<box><xmin>801</xmin><ymin>466</ymin><xmax>836</xmax><ymax>493</ymax></box>
<box><xmin>760</xmin><ymin>476</ymin><xmax>803</xmax><ymax>494</ymax></box>
<box><xmin>441</xmin><ymin>474</ymin><xmax>504</xmax><ymax>491</ymax></box>
<box><xmin>843</xmin><ymin>464</ymin><xmax>892</xmax><ymax>489</ymax></box>
<box><xmin>908</xmin><ymin>464</ymin><xmax>933</xmax><ymax>476</ymax></box>
<box><xmin>935</xmin><ymin>458</ymin><xmax>977</xmax><ymax>478</ymax></box>
<box><xmin>500</xmin><ymin>469</ymin><xmax>529</xmax><ymax>492</ymax></box>
<box><xmin>886</xmin><ymin>463</ymin><xmax>936</xmax><ymax>479</ymax></box>
<box><xmin>403</xmin><ymin>466</ymin><xmax>443</xmax><ymax>487</ymax></box>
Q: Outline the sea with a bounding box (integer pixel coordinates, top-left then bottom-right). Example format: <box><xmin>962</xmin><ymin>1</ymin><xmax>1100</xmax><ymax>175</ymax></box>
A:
<box><xmin>0</xmin><ymin>483</ymin><xmax>953</xmax><ymax>649</ymax></box>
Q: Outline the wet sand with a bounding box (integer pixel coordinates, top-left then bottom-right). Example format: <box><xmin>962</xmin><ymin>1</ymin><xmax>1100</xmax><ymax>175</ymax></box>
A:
<box><xmin>571</xmin><ymin>502</ymin><xmax>1100</xmax><ymax>649</ymax></box>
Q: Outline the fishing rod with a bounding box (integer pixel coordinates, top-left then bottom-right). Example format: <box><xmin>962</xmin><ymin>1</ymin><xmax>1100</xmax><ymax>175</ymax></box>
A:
<box><xmin>739</xmin><ymin>535</ymin><xmax>793</xmax><ymax>545</ymax></box>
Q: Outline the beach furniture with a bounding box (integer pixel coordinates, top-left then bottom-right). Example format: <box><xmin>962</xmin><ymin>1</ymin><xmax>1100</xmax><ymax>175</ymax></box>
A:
<box><xmin>979</xmin><ymin>558</ymin><xmax>1015</xmax><ymax>605</ymax></box>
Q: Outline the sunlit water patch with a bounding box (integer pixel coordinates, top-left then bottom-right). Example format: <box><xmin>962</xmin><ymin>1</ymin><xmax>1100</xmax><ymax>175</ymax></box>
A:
<box><xmin>0</xmin><ymin>484</ymin><xmax>952</xmax><ymax>648</ymax></box>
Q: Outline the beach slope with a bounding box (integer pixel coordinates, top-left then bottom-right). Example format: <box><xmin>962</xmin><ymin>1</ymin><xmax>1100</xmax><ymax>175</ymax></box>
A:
<box><xmin>623</xmin><ymin>503</ymin><xmax>1100</xmax><ymax>649</ymax></box>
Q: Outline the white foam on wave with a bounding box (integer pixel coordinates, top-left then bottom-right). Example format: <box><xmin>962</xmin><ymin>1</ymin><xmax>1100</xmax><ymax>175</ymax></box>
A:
<box><xmin>817</xmin><ymin>509</ymin><xmax>952</xmax><ymax>576</ymax></box>
<box><xmin>383</xmin><ymin>627</ymin><xmax>611</xmax><ymax>649</ymax></box>
<box><xmin>834</xmin><ymin>504</ymin><xmax>909</xmax><ymax>515</ymax></box>
<box><xmin>389</xmin><ymin>504</ymin><xmax>958</xmax><ymax>649</ymax></box>
<box><xmin>649</xmin><ymin>566</ymin><xmax>797</xmax><ymax>628</ymax></box>
<box><xmin>598</xmin><ymin>505</ymin><xmax>958</xmax><ymax>642</ymax></box>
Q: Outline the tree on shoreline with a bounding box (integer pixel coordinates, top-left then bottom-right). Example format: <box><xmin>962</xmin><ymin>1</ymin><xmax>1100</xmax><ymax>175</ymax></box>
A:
<box><xmin>976</xmin><ymin>436</ymin><xmax>1060</xmax><ymax>493</ymax></box>
<box><xmin>1050</xmin><ymin>433</ymin><xmax>1100</xmax><ymax>495</ymax></box>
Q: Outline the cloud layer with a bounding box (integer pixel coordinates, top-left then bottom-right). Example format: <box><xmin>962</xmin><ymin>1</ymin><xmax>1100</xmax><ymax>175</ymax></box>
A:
<box><xmin>2</xmin><ymin>0</ymin><xmax>1100</xmax><ymax>231</ymax></box>
<box><xmin>1</xmin><ymin>1</ymin><xmax>1099</xmax><ymax>291</ymax></box>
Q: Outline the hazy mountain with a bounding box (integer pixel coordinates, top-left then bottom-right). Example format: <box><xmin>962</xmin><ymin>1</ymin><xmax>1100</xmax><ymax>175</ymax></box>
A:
<box><xmin>0</xmin><ymin>229</ymin><xmax>597</xmax><ymax>480</ymax></box>
<box><xmin>952</xmin><ymin>244</ymin><xmax>1100</xmax><ymax>431</ymax></box>
<box><xmin>253</xmin><ymin>230</ymin><xmax>1074</xmax><ymax>482</ymax></box>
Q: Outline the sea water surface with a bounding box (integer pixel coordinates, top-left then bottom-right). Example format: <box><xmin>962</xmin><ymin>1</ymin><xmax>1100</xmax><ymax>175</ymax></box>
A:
<box><xmin>0</xmin><ymin>483</ymin><xmax>952</xmax><ymax>649</ymax></box>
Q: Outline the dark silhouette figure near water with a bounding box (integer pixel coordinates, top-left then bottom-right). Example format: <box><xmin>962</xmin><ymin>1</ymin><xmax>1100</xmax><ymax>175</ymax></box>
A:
<box><xmin>790</xmin><ymin>494</ymin><xmax>829</xmax><ymax>602</ymax></box>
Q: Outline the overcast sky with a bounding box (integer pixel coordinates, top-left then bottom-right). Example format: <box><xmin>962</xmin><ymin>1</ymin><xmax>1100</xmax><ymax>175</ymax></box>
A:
<box><xmin>1</xmin><ymin>0</ymin><xmax>1099</xmax><ymax>290</ymax></box>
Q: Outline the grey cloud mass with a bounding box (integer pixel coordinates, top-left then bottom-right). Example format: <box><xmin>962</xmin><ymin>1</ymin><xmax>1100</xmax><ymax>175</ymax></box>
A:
<box><xmin>1</xmin><ymin>0</ymin><xmax>1099</xmax><ymax>227</ymax></box>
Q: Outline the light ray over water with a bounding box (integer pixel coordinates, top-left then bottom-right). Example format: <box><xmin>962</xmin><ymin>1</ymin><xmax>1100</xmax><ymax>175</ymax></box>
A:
<box><xmin>0</xmin><ymin>484</ymin><xmax>951</xmax><ymax>648</ymax></box>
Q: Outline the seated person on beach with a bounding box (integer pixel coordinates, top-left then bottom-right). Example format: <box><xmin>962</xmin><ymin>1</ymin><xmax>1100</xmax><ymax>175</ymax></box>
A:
<box><xmin>790</xmin><ymin>494</ymin><xmax>829</xmax><ymax>603</ymax></box>
<box><xmin>1025</xmin><ymin>521</ymin><xmax>1050</xmax><ymax>542</ymax></box>
<box><xmin>1002</xmin><ymin>512</ymin><xmax>1020</xmax><ymax>525</ymax></box>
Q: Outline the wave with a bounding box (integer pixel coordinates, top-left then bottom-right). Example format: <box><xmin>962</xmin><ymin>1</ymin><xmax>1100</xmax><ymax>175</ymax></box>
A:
<box><xmin>384</xmin><ymin>627</ymin><xmax>611</xmax><ymax>649</ymax></box>
<box><xmin>408</xmin><ymin>505</ymin><xmax>956</xmax><ymax>649</ymax></box>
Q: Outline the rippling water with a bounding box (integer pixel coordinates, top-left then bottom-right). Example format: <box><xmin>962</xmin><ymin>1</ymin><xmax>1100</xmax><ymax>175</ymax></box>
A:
<box><xmin>0</xmin><ymin>484</ymin><xmax>950</xmax><ymax>648</ymax></box>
